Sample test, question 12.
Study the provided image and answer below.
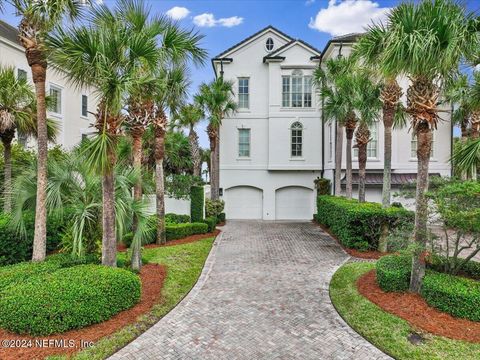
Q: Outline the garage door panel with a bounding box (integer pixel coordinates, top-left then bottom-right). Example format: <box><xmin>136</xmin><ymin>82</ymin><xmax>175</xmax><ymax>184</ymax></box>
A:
<box><xmin>225</xmin><ymin>187</ymin><xmax>263</xmax><ymax>219</ymax></box>
<box><xmin>275</xmin><ymin>187</ymin><xmax>313</xmax><ymax>220</ymax></box>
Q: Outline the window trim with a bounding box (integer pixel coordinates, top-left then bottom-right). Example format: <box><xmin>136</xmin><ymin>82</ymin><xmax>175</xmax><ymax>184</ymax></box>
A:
<box><xmin>237</xmin><ymin>77</ymin><xmax>250</xmax><ymax>110</ymax></box>
<box><xmin>290</xmin><ymin>121</ymin><xmax>303</xmax><ymax>158</ymax></box>
<box><xmin>281</xmin><ymin>71</ymin><xmax>313</xmax><ymax>109</ymax></box>
<box><xmin>81</xmin><ymin>94</ymin><xmax>88</xmax><ymax>118</ymax></box>
<box><xmin>238</xmin><ymin>128</ymin><xmax>251</xmax><ymax>158</ymax></box>
<box><xmin>48</xmin><ymin>83</ymin><xmax>63</xmax><ymax>116</ymax></box>
<box><xmin>353</xmin><ymin>122</ymin><xmax>379</xmax><ymax>160</ymax></box>
<box><xmin>265</xmin><ymin>37</ymin><xmax>274</xmax><ymax>52</ymax></box>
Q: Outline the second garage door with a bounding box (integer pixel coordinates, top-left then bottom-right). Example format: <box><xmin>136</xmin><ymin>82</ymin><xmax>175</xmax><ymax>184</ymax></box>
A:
<box><xmin>275</xmin><ymin>186</ymin><xmax>314</xmax><ymax>220</ymax></box>
<box><xmin>225</xmin><ymin>186</ymin><xmax>263</xmax><ymax>219</ymax></box>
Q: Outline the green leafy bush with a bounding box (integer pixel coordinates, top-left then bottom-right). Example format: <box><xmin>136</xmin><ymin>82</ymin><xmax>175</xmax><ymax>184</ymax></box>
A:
<box><xmin>165</xmin><ymin>222</ymin><xmax>208</xmax><ymax>240</ymax></box>
<box><xmin>314</xmin><ymin>177</ymin><xmax>331</xmax><ymax>195</ymax></box>
<box><xmin>376</xmin><ymin>255</ymin><xmax>412</xmax><ymax>292</ymax></box>
<box><xmin>316</xmin><ymin>196</ymin><xmax>414</xmax><ymax>250</ymax></box>
<box><xmin>427</xmin><ymin>255</ymin><xmax>480</xmax><ymax>280</ymax></box>
<box><xmin>165</xmin><ymin>213</ymin><xmax>190</xmax><ymax>224</ymax></box>
<box><xmin>218</xmin><ymin>212</ymin><xmax>226</xmax><ymax>223</ymax></box>
<box><xmin>0</xmin><ymin>211</ymin><xmax>72</xmax><ymax>266</ymax></box>
<box><xmin>421</xmin><ymin>271</ymin><xmax>480</xmax><ymax>321</ymax></box>
<box><xmin>203</xmin><ymin>216</ymin><xmax>217</xmax><ymax>232</ymax></box>
<box><xmin>205</xmin><ymin>199</ymin><xmax>225</xmax><ymax>218</ymax></box>
<box><xmin>0</xmin><ymin>265</ymin><xmax>141</xmax><ymax>335</ymax></box>
<box><xmin>190</xmin><ymin>186</ymin><xmax>204</xmax><ymax>222</ymax></box>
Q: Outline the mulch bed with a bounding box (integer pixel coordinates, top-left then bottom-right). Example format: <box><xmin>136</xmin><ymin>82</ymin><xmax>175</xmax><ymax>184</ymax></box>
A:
<box><xmin>0</xmin><ymin>263</ymin><xmax>167</xmax><ymax>360</ymax></box>
<box><xmin>117</xmin><ymin>229</ymin><xmax>220</xmax><ymax>252</ymax></box>
<box><xmin>313</xmin><ymin>221</ymin><xmax>388</xmax><ymax>259</ymax></box>
<box><xmin>357</xmin><ymin>269</ymin><xmax>480</xmax><ymax>343</ymax></box>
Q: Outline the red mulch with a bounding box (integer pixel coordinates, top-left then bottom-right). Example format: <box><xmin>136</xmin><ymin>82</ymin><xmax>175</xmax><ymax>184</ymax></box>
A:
<box><xmin>313</xmin><ymin>221</ymin><xmax>388</xmax><ymax>259</ymax></box>
<box><xmin>357</xmin><ymin>270</ymin><xmax>480</xmax><ymax>343</ymax></box>
<box><xmin>0</xmin><ymin>263</ymin><xmax>167</xmax><ymax>360</ymax></box>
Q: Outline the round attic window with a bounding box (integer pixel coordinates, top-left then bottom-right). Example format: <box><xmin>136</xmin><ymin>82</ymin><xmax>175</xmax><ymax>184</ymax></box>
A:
<box><xmin>265</xmin><ymin>37</ymin><xmax>274</xmax><ymax>52</ymax></box>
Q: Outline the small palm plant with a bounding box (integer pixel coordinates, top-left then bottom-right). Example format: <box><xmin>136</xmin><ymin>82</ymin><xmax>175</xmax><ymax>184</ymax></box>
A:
<box><xmin>195</xmin><ymin>78</ymin><xmax>237</xmax><ymax>200</ymax></box>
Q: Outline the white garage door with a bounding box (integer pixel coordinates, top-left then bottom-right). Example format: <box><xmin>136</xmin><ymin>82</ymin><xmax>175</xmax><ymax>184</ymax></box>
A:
<box><xmin>275</xmin><ymin>187</ymin><xmax>314</xmax><ymax>220</ymax></box>
<box><xmin>225</xmin><ymin>186</ymin><xmax>263</xmax><ymax>219</ymax></box>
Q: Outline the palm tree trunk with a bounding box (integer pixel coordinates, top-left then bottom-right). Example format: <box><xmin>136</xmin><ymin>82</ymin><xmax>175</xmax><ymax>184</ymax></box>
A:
<box><xmin>155</xmin><ymin>132</ymin><xmax>166</xmax><ymax>245</ymax></box>
<box><xmin>131</xmin><ymin>131</ymin><xmax>143</xmax><ymax>271</ymax></box>
<box><xmin>102</xmin><ymin>152</ymin><xmax>117</xmax><ymax>267</ymax></box>
<box><xmin>358</xmin><ymin>143</ymin><xmax>367</xmax><ymax>202</ymax></box>
<box><xmin>189</xmin><ymin>126</ymin><xmax>201</xmax><ymax>177</ymax></box>
<box><xmin>2</xmin><ymin>135</ymin><xmax>13</xmax><ymax>213</ymax></box>
<box><xmin>382</xmin><ymin>105</ymin><xmax>394</xmax><ymax>208</ymax></box>
<box><xmin>31</xmin><ymin>62</ymin><xmax>48</xmax><ymax>262</ymax></box>
<box><xmin>335</xmin><ymin>123</ymin><xmax>344</xmax><ymax>196</ymax></box>
<box><xmin>345</xmin><ymin>131</ymin><xmax>354</xmax><ymax>199</ymax></box>
<box><xmin>410</xmin><ymin>123</ymin><xmax>432</xmax><ymax>293</ymax></box>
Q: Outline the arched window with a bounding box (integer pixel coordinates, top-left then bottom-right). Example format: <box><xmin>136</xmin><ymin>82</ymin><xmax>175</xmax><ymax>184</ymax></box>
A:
<box><xmin>291</xmin><ymin>122</ymin><xmax>303</xmax><ymax>157</ymax></box>
<box><xmin>265</xmin><ymin>37</ymin><xmax>274</xmax><ymax>51</ymax></box>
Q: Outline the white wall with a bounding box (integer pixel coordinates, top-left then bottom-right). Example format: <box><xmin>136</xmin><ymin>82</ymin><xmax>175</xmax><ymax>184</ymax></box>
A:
<box><xmin>144</xmin><ymin>195</ymin><xmax>191</xmax><ymax>216</ymax></box>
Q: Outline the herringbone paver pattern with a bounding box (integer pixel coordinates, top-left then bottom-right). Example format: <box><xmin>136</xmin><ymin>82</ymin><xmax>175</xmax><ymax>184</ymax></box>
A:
<box><xmin>109</xmin><ymin>221</ymin><xmax>391</xmax><ymax>360</ymax></box>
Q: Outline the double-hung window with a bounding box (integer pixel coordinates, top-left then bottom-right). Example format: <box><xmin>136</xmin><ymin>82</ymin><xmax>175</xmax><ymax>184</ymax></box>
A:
<box><xmin>17</xmin><ymin>69</ymin><xmax>27</xmax><ymax>81</ymax></box>
<box><xmin>291</xmin><ymin>122</ymin><xmax>303</xmax><ymax>157</ymax></box>
<box><xmin>49</xmin><ymin>85</ymin><xmax>62</xmax><ymax>115</ymax></box>
<box><xmin>354</xmin><ymin>123</ymin><xmax>378</xmax><ymax>159</ymax></box>
<box><xmin>238</xmin><ymin>128</ymin><xmax>250</xmax><ymax>157</ymax></box>
<box><xmin>411</xmin><ymin>133</ymin><xmax>434</xmax><ymax>158</ymax></box>
<box><xmin>82</xmin><ymin>95</ymin><xmax>88</xmax><ymax>117</ymax></box>
<box><xmin>282</xmin><ymin>70</ymin><xmax>312</xmax><ymax>108</ymax></box>
<box><xmin>238</xmin><ymin>78</ymin><xmax>249</xmax><ymax>109</ymax></box>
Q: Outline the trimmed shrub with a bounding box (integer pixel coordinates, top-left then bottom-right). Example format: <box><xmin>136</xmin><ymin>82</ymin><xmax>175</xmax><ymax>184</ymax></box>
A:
<box><xmin>0</xmin><ymin>265</ymin><xmax>141</xmax><ymax>335</ymax></box>
<box><xmin>376</xmin><ymin>255</ymin><xmax>412</xmax><ymax>292</ymax></box>
<box><xmin>203</xmin><ymin>216</ymin><xmax>217</xmax><ymax>232</ymax></box>
<box><xmin>190</xmin><ymin>186</ymin><xmax>204</xmax><ymax>222</ymax></box>
<box><xmin>316</xmin><ymin>196</ymin><xmax>414</xmax><ymax>250</ymax></box>
<box><xmin>427</xmin><ymin>255</ymin><xmax>480</xmax><ymax>280</ymax></box>
<box><xmin>0</xmin><ymin>211</ymin><xmax>71</xmax><ymax>266</ymax></box>
<box><xmin>205</xmin><ymin>199</ymin><xmax>225</xmax><ymax>218</ymax></box>
<box><xmin>165</xmin><ymin>213</ymin><xmax>190</xmax><ymax>224</ymax></box>
<box><xmin>421</xmin><ymin>271</ymin><xmax>480</xmax><ymax>321</ymax></box>
<box><xmin>218</xmin><ymin>212</ymin><xmax>226</xmax><ymax>223</ymax></box>
<box><xmin>165</xmin><ymin>222</ymin><xmax>208</xmax><ymax>240</ymax></box>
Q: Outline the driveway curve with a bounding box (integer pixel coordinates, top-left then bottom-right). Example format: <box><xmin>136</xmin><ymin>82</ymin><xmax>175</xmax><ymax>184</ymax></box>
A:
<box><xmin>110</xmin><ymin>221</ymin><xmax>390</xmax><ymax>360</ymax></box>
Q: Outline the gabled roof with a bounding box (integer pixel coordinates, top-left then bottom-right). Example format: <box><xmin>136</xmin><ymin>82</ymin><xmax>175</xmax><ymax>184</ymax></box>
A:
<box><xmin>213</xmin><ymin>25</ymin><xmax>293</xmax><ymax>60</ymax></box>
<box><xmin>0</xmin><ymin>20</ymin><xmax>20</xmax><ymax>45</ymax></box>
<box><xmin>263</xmin><ymin>38</ymin><xmax>321</xmax><ymax>63</ymax></box>
<box><xmin>319</xmin><ymin>32</ymin><xmax>364</xmax><ymax>62</ymax></box>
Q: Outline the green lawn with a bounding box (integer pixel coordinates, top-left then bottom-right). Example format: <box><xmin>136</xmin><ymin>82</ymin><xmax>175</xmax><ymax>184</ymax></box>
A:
<box><xmin>330</xmin><ymin>262</ymin><xmax>480</xmax><ymax>360</ymax></box>
<box><xmin>48</xmin><ymin>237</ymin><xmax>214</xmax><ymax>360</ymax></box>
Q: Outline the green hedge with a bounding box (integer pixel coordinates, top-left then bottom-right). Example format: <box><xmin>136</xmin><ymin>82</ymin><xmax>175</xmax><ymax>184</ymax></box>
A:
<box><xmin>376</xmin><ymin>255</ymin><xmax>412</xmax><ymax>292</ymax></box>
<box><xmin>203</xmin><ymin>216</ymin><xmax>217</xmax><ymax>232</ymax></box>
<box><xmin>190</xmin><ymin>186</ymin><xmax>204</xmax><ymax>222</ymax></box>
<box><xmin>165</xmin><ymin>213</ymin><xmax>190</xmax><ymax>224</ymax></box>
<box><xmin>316</xmin><ymin>196</ymin><xmax>414</xmax><ymax>251</ymax></box>
<box><xmin>165</xmin><ymin>222</ymin><xmax>208</xmax><ymax>240</ymax></box>
<box><xmin>0</xmin><ymin>264</ymin><xmax>141</xmax><ymax>335</ymax></box>
<box><xmin>218</xmin><ymin>212</ymin><xmax>226</xmax><ymax>223</ymax></box>
<box><xmin>421</xmin><ymin>271</ymin><xmax>480</xmax><ymax>321</ymax></box>
<box><xmin>0</xmin><ymin>211</ymin><xmax>72</xmax><ymax>266</ymax></box>
<box><xmin>427</xmin><ymin>255</ymin><xmax>480</xmax><ymax>280</ymax></box>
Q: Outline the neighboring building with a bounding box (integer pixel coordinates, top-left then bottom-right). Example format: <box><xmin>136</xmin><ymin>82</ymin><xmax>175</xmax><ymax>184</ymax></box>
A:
<box><xmin>213</xmin><ymin>26</ymin><xmax>452</xmax><ymax>220</ymax></box>
<box><xmin>0</xmin><ymin>20</ymin><xmax>97</xmax><ymax>149</ymax></box>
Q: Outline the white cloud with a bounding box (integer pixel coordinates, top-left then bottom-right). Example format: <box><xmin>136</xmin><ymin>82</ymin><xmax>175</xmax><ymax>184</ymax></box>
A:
<box><xmin>166</xmin><ymin>6</ymin><xmax>190</xmax><ymax>20</ymax></box>
<box><xmin>193</xmin><ymin>13</ymin><xmax>243</xmax><ymax>28</ymax></box>
<box><xmin>305</xmin><ymin>0</ymin><xmax>315</xmax><ymax>5</ymax></box>
<box><xmin>309</xmin><ymin>0</ymin><xmax>390</xmax><ymax>36</ymax></box>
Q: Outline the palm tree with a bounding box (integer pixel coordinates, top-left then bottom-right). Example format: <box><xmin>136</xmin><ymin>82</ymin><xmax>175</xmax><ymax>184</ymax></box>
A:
<box><xmin>368</xmin><ymin>0</ymin><xmax>475</xmax><ymax>292</ymax></box>
<box><xmin>10</xmin><ymin>0</ymin><xmax>87</xmax><ymax>261</ymax></box>
<box><xmin>195</xmin><ymin>78</ymin><xmax>237</xmax><ymax>200</ymax></box>
<box><xmin>314</xmin><ymin>57</ymin><xmax>355</xmax><ymax>197</ymax></box>
<box><xmin>172</xmin><ymin>104</ymin><xmax>204</xmax><ymax>177</ymax></box>
<box><xmin>0</xmin><ymin>66</ymin><xmax>34</xmax><ymax>213</ymax></box>
<box><xmin>353</xmin><ymin>71</ymin><xmax>382</xmax><ymax>202</ymax></box>
<box><xmin>353</xmin><ymin>28</ymin><xmax>404</xmax><ymax>207</ymax></box>
<box><xmin>46</xmin><ymin>0</ymin><xmax>162</xmax><ymax>266</ymax></box>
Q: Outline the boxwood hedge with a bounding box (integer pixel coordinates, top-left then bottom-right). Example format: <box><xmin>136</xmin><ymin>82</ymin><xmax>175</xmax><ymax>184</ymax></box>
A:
<box><xmin>203</xmin><ymin>216</ymin><xmax>217</xmax><ymax>232</ymax></box>
<box><xmin>190</xmin><ymin>186</ymin><xmax>204</xmax><ymax>222</ymax></box>
<box><xmin>0</xmin><ymin>264</ymin><xmax>141</xmax><ymax>335</ymax></box>
<box><xmin>316</xmin><ymin>196</ymin><xmax>413</xmax><ymax>250</ymax></box>
<box><xmin>376</xmin><ymin>254</ymin><xmax>412</xmax><ymax>292</ymax></box>
<box><xmin>165</xmin><ymin>213</ymin><xmax>190</xmax><ymax>224</ymax></box>
<box><xmin>165</xmin><ymin>222</ymin><xmax>209</xmax><ymax>240</ymax></box>
<box><xmin>421</xmin><ymin>271</ymin><xmax>480</xmax><ymax>322</ymax></box>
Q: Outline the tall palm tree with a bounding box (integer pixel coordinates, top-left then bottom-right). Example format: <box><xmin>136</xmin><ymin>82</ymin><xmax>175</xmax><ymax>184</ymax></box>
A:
<box><xmin>314</xmin><ymin>57</ymin><xmax>356</xmax><ymax>197</ymax></box>
<box><xmin>46</xmin><ymin>0</ymin><xmax>162</xmax><ymax>266</ymax></box>
<box><xmin>352</xmin><ymin>71</ymin><xmax>382</xmax><ymax>202</ymax></box>
<box><xmin>195</xmin><ymin>78</ymin><xmax>237</xmax><ymax>200</ymax></box>
<box><xmin>172</xmin><ymin>104</ymin><xmax>204</xmax><ymax>177</ymax></box>
<box><xmin>353</xmin><ymin>28</ymin><xmax>404</xmax><ymax>207</ymax></box>
<box><xmin>369</xmin><ymin>0</ymin><xmax>475</xmax><ymax>292</ymax></box>
<box><xmin>0</xmin><ymin>66</ymin><xmax>35</xmax><ymax>213</ymax></box>
<box><xmin>10</xmin><ymin>0</ymin><xmax>87</xmax><ymax>261</ymax></box>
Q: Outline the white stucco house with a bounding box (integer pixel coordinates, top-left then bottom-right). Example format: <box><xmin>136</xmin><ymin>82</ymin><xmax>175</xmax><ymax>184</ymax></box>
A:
<box><xmin>213</xmin><ymin>26</ymin><xmax>452</xmax><ymax>220</ymax></box>
<box><xmin>0</xmin><ymin>20</ymin><xmax>98</xmax><ymax>148</ymax></box>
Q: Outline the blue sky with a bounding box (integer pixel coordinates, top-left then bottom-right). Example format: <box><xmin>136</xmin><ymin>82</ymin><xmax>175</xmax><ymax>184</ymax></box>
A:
<box><xmin>1</xmin><ymin>0</ymin><xmax>477</xmax><ymax>146</ymax></box>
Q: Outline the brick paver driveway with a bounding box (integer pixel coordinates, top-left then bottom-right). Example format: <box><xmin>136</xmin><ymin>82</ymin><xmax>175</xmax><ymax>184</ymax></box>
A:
<box><xmin>110</xmin><ymin>221</ymin><xmax>390</xmax><ymax>360</ymax></box>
